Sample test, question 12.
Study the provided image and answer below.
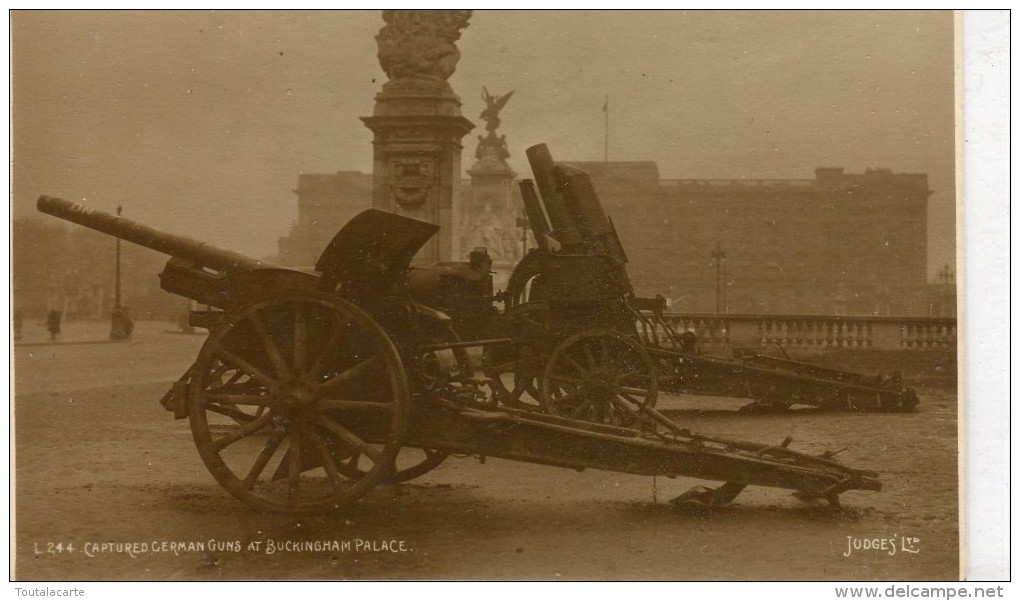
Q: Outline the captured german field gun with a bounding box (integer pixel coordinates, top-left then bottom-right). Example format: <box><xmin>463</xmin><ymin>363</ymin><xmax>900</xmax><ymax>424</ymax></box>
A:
<box><xmin>38</xmin><ymin>196</ymin><xmax>496</xmax><ymax>329</ymax></box>
<box><xmin>488</xmin><ymin>145</ymin><xmax>920</xmax><ymax>414</ymax></box>
<box><xmin>36</xmin><ymin>145</ymin><xmax>885</xmax><ymax>514</ymax></box>
<box><xmin>480</xmin><ymin>145</ymin><xmax>657</xmax><ymax>419</ymax></box>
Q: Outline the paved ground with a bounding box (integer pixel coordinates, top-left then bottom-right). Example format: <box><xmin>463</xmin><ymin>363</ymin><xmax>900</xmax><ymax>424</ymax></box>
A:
<box><xmin>13</xmin><ymin>320</ymin><xmax>205</xmax><ymax>394</ymax></box>
<box><xmin>12</xmin><ymin>322</ymin><xmax>960</xmax><ymax>580</ymax></box>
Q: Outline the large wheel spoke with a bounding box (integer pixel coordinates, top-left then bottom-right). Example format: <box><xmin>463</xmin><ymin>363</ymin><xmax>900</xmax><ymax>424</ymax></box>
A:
<box><xmin>618</xmin><ymin>368</ymin><xmax>647</xmax><ymax>381</ymax></box>
<box><xmin>248</xmin><ymin>313</ymin><xmax>291</xmax><ymax>380</ymax></box>
<box><xmin>342</xmin><ymin>453</ymin><xmax>363</xmax><ymax>474</ymax></box>
<box><xmin>216</xmin><ymin>348</ymin><xmax>276</xmax><ymax>388</ymax></box>
<box><xmin>618</xmin><ymin>385</ymin><xmax>652</xmax><ymax>397</ymax></box>
<box><xmin>319</xmin><ymin>353</ymin><xmax>383</xmax><ymax>390</ymax></box>
<box><xmin>286</xmin><ymin>429</ymin><xmax>304</xmax><ymax>503</ymax></box>
<box><xmin>618</xmin><ymin>390</ymin><xmax>648</xmax><ymax>408</ymax></box>
<box><xmin>595</xmin><ymin>338</ymin><xmax>610</xmax><ymax>367</ymax></box>
<box><xmin>550</xmin><ymin>374</ymin><xmax>583</xmax><ymax>387</ymax></box>
<box><xmin>567</xmin><ymin>397</ymin><xmax>595</xmax><ymax>418</ymax></box>
<box><xmin>210</xmin><ymin>369</ymin><xmax>245</xmax><ymax>392</ymax></box>
<box><xmin>610</xmin><ymin>395</ymin><xmax>637</xmax><ymax>415</ymax></box>
<box><xmin>563</xmin><ymin>356</ymin><xmax>589</xmax><ymax>377</ymax></box>
<box><xmin>293</xmin><ymin>302</ymin><xmax>308</xmax><ymax>376</ymax></box>
<box><xmin>603</xmin><ymin>399</ymin><xmax>628</xmax><ymax>424</ymax></box>
<box><xmin>304</xmin><ymin>428</ymin><xmax>342</xmax><ymax>492</ymax></box>
<box><xmin>205</xmin><ymin>393</ymin><xmax>282</xmax><ymax>408</ymax></box>
<box><xmin>205</xmin><ymin>403</ymin><xmax>260</xmax><ymax>423</ymax></box>
<box><xmin>241</xmin><ymin>430</ymin><xmax>285</xmax><ymax>490</ymax></box>
<box><xmin>554</xmin><ymin>378</ymin><xmax>580</xmax><ymax>393</ymax></box>
<box><xmin>509</xmin><ymin>381</ymin><xmax>530</xmax><ymax>400</ymax></box>
<box><xmin>582</xmin><ymin>345</ymin><xmax>598</xmax><ymax>370</ymax></box>
<box><xmin>510</xmin><ymin>371</ymin><xmax>537</xmax><ymax>398</ymax></box>
<box><xmin>551</xmin><ymin>388</ymin><xmax>585</xmax><ymax>406</ymax></box>
<box><xmin>205</xmin><ymin>362</ymin><xmax>230</xmax><ymax>384</ymax></box>
<box><xmin>317</xmin><ymin>413</ymin><xmax>384</xmax><ymax>464</ymax></box>
<box><xmin>308</xmin><ymin>321</ymin><xmax>347</xmax><ymax>378</ymax></box>
<box><xmin>212</xmin><ymin>412</ymin><xmax>273</xmax><ymax>451</ymax></box>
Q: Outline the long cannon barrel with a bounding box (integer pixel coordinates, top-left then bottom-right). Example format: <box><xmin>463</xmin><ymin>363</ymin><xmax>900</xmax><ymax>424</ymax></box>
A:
<box><xmin>37</xmin><ymin>195</ymin><xmax>277</xmax><ymax>274</ymax></box>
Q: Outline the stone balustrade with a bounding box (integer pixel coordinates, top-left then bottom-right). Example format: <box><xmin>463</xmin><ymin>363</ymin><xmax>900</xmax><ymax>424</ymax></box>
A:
<box><xmin>660</xmin><ymin>313</ymin><xmax>957</xmax><ymax>351</ymax></box>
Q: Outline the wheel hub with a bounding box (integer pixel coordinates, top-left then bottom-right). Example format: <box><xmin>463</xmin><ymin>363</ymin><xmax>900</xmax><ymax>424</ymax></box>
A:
<box><xmin>578</xmin><ymin>376</ymin><xmax>615</xmax><ymax>402</ymax></box>
<box><xmin>278</xmin><ymin>379</ymin><xmax>319</xmax><ymax>410</ymax></box>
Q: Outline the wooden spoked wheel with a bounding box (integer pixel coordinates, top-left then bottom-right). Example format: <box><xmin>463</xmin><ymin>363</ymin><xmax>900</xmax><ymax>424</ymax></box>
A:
<box><xmin>541</xmin><ymin>329</ymin><xmax>658</xmax><ymax>427</ymax></box>
<box><xmin>340</xmin><ymin>320</ymin><xmax>472</xmax><ymax>482</ymax></box>
<box><xmin>482</xmin><ymin>302</ymin><xmax>548</xmax><ymax>411</ymax></box>
<box><xmin>334</xmin><ymin>447</ymin><xmax>449</xmax><ymax>483</ymax></box>
<box><xmin>189</xmin><ymin>291</ymin><xmax>409</xmax><ymax>513</ymax></box>
<box><xmin>482</xmin><ymin>343</ymin><xmax>545</xmax><ymax>411</ymax></box>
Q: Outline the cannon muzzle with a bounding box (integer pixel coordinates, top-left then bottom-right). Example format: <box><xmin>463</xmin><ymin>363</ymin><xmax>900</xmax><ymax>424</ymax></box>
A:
<box><xmin>37</xmin><ymin>195</ymin><xmax>276</xmax><ymax>274</ymax></box>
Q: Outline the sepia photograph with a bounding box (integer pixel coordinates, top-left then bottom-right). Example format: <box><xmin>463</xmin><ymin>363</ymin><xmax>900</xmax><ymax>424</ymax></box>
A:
<box><xmin>8</xmin><ymin>8</ymin><xmax>989</xmax><ymax>585</ymax></box>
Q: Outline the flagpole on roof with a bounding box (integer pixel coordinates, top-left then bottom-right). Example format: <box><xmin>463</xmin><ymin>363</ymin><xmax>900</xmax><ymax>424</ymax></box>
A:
<box><xmin>603</xmin><ymin>95</ymin><xmax>609</xmax><ymax>162</ymax></box>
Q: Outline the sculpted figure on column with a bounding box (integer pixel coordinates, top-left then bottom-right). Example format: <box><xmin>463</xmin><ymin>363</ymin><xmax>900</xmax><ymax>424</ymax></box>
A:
<box><xmin>376</xmin><ymin>10</ymin><xmax>473</xmax><ymax>82</ymax></box>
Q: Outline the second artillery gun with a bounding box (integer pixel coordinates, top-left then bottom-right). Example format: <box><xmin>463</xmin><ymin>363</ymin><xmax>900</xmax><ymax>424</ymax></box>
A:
<box><xmin>36</xmin><ymin>143</ymin><xmax>889</xmax><ymax>513</ymax></box>
<box><xmin>474</xmin><ymin>144</ymin><xmax>920</xmax><ymax>417</ymax></box>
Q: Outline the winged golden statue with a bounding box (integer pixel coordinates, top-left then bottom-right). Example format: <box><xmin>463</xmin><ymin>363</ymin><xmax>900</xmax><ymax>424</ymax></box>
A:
<box><xmin>480</xmin><ymin>87</ymin><xmax>515</xmax><ymax>134</ymax></box>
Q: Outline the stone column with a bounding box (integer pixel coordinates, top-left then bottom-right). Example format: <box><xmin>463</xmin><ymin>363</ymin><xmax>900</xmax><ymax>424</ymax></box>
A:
<box><xmin>463</xmin><ymin>87</ymin><xmax>521</xmax><ymax>270</ymax></box>
<box><xmin>361</xmin><ymin>10</ymin><xmax>474</xmax><ymax>265</ymax></box>
<box><xmin>465</xmin><ymin>158</ymin><xmax>517</xmax><ymax>262</ymax></box>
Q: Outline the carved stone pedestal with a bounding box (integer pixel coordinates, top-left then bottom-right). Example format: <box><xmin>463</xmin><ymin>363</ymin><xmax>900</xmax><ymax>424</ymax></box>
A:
<box><xmin>362</xmin><ymin>10</ymin><xmax>475</xmax><ymax>265</ymax></box>
<box><xmin>362</xmin><ymin>88</ymin><xmax>473</xmax><ymax>264</ymax></box>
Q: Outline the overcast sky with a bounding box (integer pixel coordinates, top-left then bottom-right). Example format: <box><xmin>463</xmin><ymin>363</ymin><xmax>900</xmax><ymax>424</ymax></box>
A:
<box><xmin>11</xmin><ymin>10</ymin><xmax>956</xmax><ymax>278</ymax></box>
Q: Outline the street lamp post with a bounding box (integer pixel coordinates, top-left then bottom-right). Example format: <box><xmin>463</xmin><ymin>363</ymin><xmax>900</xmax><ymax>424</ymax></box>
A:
<box><xmin>711</xmin><ymin>242</ymin><xmax>726</xmax><ymax>313</ymax></box>
<box><xmin>516</xmin><ymin>214</ymin><xmax>530</xmax><ymax>257</ymax></box>
<box><xmin>114</xmin><ymin>205</ymin><xmax>122</xmax><ymax>312</ymax></box>
<box><xmin>936</xmin><ymin>262</ymin><xmax>955</xmax><ymax>317</ymax></box>
<box><xmin>109</xmin><ymin>205</ymin><xmax>132</xmax><ymax>341</ymax></box>
<box><xmin>937</xmin><ymin>263</ymin><xmax>954</xmax><ymax>286</ymax></box>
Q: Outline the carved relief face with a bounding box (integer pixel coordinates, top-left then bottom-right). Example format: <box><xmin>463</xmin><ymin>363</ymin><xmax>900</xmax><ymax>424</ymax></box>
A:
<box><xmin>390</xmin><ymin>160</ymin><xmax>432</xmax><ymax>208</ymax></box>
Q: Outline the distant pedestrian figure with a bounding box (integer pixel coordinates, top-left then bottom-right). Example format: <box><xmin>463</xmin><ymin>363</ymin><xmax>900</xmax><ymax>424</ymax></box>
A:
<box><xmin>679</xmin><ymin>330</ymin><xmax>698</xmax><ymax>354</ymax></box>
<box><xmin>110</xmin><ymin>306</ymin><xmax>134</xmax><ymax>341</ymax></box>
<box><xmin>46</xmin><ymin>310</ymin><xmax>62</xmax><ymax>341</ymax></box>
